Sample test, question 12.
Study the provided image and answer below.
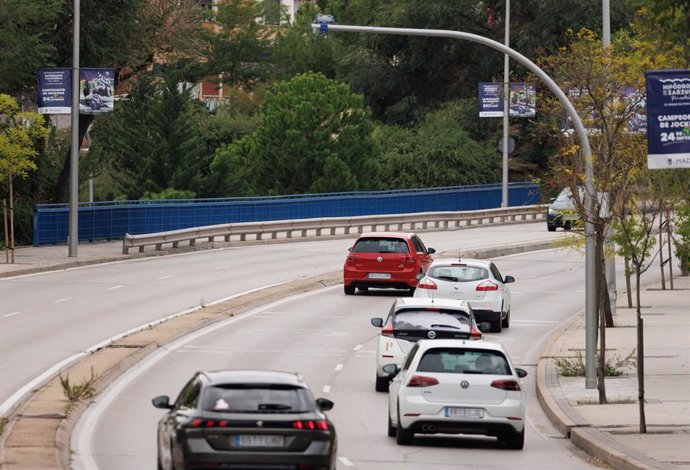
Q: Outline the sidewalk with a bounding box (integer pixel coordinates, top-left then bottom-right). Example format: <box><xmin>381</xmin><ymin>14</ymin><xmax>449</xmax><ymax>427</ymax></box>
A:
<box><xmin>537</xmin><ymin>276</ymin><xmax>690</xmax><ymax>470</ymax></box>
<box><xmin>2</xmin><ymin>241</ymin><xmax>689</xmax><ymax>470</ymax></box>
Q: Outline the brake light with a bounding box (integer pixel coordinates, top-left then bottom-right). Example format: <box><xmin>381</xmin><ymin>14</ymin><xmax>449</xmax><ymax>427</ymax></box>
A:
<box><xmin>345</xmin><ymin>254</ymin><xmax>357</xmax><ymax>265</ymax></box>
<box><xmin>190</xmin><ymin>418</ymin><xmax>202</xmax><ymax>428</ymax></box>
<box><xmin>476</xmin><ymin>280</ymin><xmax>498</xmax><ymax>291</ymax></box>
<box><xmin>407</xmin><ymin>375</ymin><xmax>439</xmax><ymax>387</ymax></box>
<box><xmin>470</xmin><ymin>324</ymin><xmax>483</xmax><ymax>340</ymax></box>
<box><xmin>491</xmin><ymin>379</ymin><xmax>521</xmax><ymax>391</ymax></box>
<box><xmin>292</xmin><ymin>420</ymin><xmax>328</xmax><ymax>430</ymax></box>
<box><xmin>404</xmin><ymin>256</ymin><xmax>415</xmax><ymax>264</ymax></box>
<box><xmin>417</xmin><ymin>279</ymin><xmax>437</xmax><ymax>290</ymax></box>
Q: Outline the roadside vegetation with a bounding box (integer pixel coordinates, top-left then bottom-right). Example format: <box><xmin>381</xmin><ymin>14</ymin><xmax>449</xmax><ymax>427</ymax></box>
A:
<box><xmin>59</xmin><ymin>367</ymin><xmax>98</xmax><ymax>416</ymax></box>
<box><xmin>554</xmin><ymin>348</ymin><xmax>637</xmax><ymax>377</ymax></box>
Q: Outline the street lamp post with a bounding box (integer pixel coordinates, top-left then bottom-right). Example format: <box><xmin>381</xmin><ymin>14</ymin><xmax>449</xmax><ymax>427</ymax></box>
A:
<box><xmin>69</xmin><ymin>0</ymin><xmax>80</xmax><ymax>257</ymax></box>
<box><xmin>313</xmin><ymin>21</ymin><xmax>599</xmax><ymax>388</ymax></box>
<box><xmin>502</xmin><ymin>0</ymin><xmax>510</xmax><ymax>208</ymax></box>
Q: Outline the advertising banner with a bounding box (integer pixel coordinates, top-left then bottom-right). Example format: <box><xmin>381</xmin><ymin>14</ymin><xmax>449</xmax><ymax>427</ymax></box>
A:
<box><xmin>36</xmin><ymin>69</ymin><xmax>71</xmax><ymax>114</ymax></box>
<box><xmin>479</xmin><ymin>83</ymin><xmax>536</xmax><ymax>118</ymax></box>
<box><xmin>646</xmin><ymin>69</ymin><xmax>690</xmax><ymax>169</ymax></box>
<box><xmin>79</xmin><ymin>68</ymin><xmax>115</xmax><ymax>114</ymax></box>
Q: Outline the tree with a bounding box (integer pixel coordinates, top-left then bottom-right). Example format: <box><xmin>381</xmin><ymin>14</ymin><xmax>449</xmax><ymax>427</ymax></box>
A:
<box><xmin>537</xmin><ymin>28</ymin><xmax>684</xmax><ymax>403</ymax></box>
<box><xmin>0</xmin><ymin>95</ymin><xmax>49</xmax><ymax>260</ymax></box>
<box><xmin>212</xmin><ymin>72</ymin><xmax>380</xmax><ymax>195</ymax></box>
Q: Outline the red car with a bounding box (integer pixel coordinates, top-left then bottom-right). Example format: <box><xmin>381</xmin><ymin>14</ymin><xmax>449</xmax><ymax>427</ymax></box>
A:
<box><xmin>343</xmin><ymin>232</ymin><xmax>435</xmax><ymax>295</ymax></box>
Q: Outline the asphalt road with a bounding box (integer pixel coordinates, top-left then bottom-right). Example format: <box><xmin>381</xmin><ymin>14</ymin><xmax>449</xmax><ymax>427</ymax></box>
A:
<box><xmin>75</xmin><ymin>248</ymin><xmax>608</xmax><ymax>470</ymax></box>
<box><xmin>0</xmin><ymin>223</ymin><xmax>561</xmax><ymax>413</ymax></box>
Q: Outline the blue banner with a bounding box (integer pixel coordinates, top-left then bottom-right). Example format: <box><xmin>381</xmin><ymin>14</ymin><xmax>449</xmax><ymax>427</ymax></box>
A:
<box><xmin>646</xmin><ymin>69</ymin><xmax>690</xmax><ymax>169</ymax></box>
<box><xmin>36</xmin><ymin>69</ymin><xmax>71</xmax><ymax>114</ymax></box>
<box><xmin>479</xmin><ymin>83</ymin><xmax>536</xmax><ymax>118</ymax></box>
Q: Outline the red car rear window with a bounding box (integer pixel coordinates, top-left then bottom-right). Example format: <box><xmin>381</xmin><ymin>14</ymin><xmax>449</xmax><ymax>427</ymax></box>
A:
<box><xmin>352</xmin><ymin>238</ymin><xmax>409</xmax><ymax>254</ymax></box>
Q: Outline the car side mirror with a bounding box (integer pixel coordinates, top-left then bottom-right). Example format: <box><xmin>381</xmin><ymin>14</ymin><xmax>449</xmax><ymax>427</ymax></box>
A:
<box><xmin>549</xmin><ymin>197</ymin><xmax>555</xmax><ymax>203</ymax></box>
<box><xmin>316</xmin><ymin>398</ymin><xmax>334</xmax><ymax>411</ymax></box>
<box><xmin>371</xmin><ymin>317</ymin><xmax>383</xmax><ymax>328</ymax></box>
<box><xmin>504</xmin><ymin>275</ymin><xmax>515</xmax><ymax>283</ymax></box>
<box><xmin>516</xmin><ymin>368</ymin><xmax>528</xmax><ymax>378</ymax></box>
<box><xmin>152</xmin><ymin>395</ymin><xmax>172</xmax><ymax>409</ymax></box>
<box><xmin>382</xmin><ymin>363</ymin><xmax>400</xmax><ymax>378</ymax></box>
<box><xmin>427</xmin><ymin>247</ymin><xmax>436</xmax><ymax>254</ymax></box>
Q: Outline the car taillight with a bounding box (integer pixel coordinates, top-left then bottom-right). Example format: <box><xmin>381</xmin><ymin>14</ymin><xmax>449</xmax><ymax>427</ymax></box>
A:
<box><xmin>407</xmin><ymin>375</ymin><xmax>439</xmax><ymax>387</ymax></box>
<box><xmin>345</xmin><ymin>254</ymin><xmax>357</xmax><ymax>265</ymax></box>
<box><xmin>417</xmin><ymin>278</ymin><xmax>437</xmax><ymax>290</ymax></box>
<box><xmin>381</xmin><ymin>324</ymin><xmax>393</xmax><ymax>338</ymax></box>
<box><xmin>189</xmin><ymin>418</ymin><xmax>203</xmax><ymax>428</ymax></box>
<box><xmin>476</xmin><ymin>280</ymin><xmax>498</xmax><ymax>291</ymax></box>
<box><xmin>292</xmin><ymin>420</ymin><xmax>328</xmax><ymax>430</ymax></box>
<box><xmin>491</xmin><ymin>379</ymin><xmax>521</xmax><ymax>391</ymax></box>
<box><xmin>404</xmin><ymin>256</ymin><xmax>415</xmax><ymax>264</ymax></box>
<box><xmin>470</xmin><ymin>325</ymin><xmax>483</xmax><ymax>340</ymax></box>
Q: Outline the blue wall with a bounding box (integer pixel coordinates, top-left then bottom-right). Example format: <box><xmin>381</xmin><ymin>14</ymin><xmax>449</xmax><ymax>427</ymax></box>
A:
<box><xmin>33</xmin><ymin>183</ymin><xmax>540</xmax><ymax>246</ymax></box>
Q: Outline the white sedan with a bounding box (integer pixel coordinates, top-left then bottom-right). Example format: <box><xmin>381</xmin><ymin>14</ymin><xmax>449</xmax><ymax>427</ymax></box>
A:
<box><xmin>371</xmin><ymin>297</ymin><xmax>483</xmax><ymax>392</ymax></box>
<box><xmin>385</xmin><ymin>339</ymin><xmax>527</xmax><ymax>449</ymax></box>
<box><xmin>413</xmin><ymin>258</ymin><xmax>514</xmax><ymax>333</ymax></box>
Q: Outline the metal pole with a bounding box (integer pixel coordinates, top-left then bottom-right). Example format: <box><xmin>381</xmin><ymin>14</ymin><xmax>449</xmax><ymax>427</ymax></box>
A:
<box><xmin>501</xmin><ymin>0</ymin><xmax>510</xmax><ymax>208</ymax></box>
<box><xmin>317</xmin><ymin>23</ymin><xmax>598</xmax><ymax>388</ymax></box>
<box><xmin>69</xmin><ymin>0</ymin><xmax>80</xmax><ymax>257</ymax></box>
<box><xmin>89</xmin><ymin>173</ymin><xmax>94</xmax><ymax>204</ymax></box>
<box><xmin>602</xmin><ymin>0</ymin><xmax>611</xmax><ymax>46</ymax></box>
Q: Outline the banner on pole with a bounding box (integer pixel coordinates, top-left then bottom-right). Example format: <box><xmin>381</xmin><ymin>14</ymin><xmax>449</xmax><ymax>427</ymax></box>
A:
<box><xmin>79</xmin><ymin>68</ymin><xmax>115</xmax><ymax>114</ymax></box>
<box><xmin>36</xmin><ymin>69</ymin><xmax>71</xmax><ymax>114</ymax></box>
<box><xmin>478</xmin><ymin>83</ymin><xmax>536</xmax><ymax>118</ymax></box>
<box><xmin>646</xmin><ymin>69</ymin><xmax>690</xmax><ymax>169</ymax></box>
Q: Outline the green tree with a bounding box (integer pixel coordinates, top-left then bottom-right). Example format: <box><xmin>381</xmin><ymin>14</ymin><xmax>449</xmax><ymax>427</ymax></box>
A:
<box><xmin>89</xmin><ymin>71</ymin><xmax>208</xmax><ymax>199</ymax></box>
<box><xmin>212</xmin><ymin>72</ymin><xmax>380</xmax><ymax>195</ymax></box>
<box><xmin>0</xmin><ymin>95</ymin><xmax>49</xmax><ymax>259</ymax></box>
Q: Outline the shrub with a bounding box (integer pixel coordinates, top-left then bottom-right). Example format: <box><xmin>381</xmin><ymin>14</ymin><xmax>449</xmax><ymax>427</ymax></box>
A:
<box><xmin>554</xmin><ymin>349</ymin><xmax>636</xmax><ymax>377</ymax></box>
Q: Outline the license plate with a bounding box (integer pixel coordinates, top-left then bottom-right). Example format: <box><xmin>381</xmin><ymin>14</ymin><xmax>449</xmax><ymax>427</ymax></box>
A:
<box><xmin>445</xmin><ymin>407</ymin><xmax>484</xmax><ymax>418</ymax></box>
<box><xmin>234</xmin><ymin>434</ymin><xmax>284</xmax><ymax>447</ymax></box>
<box><xmin>368</xmin><ymin>272</ymin><xmax>391</xmax><ymax>279</ymax></box>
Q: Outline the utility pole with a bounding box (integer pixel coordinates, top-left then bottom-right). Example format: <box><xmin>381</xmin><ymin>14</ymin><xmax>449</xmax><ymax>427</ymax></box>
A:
<box><xmin>501</xmin><ymin>0</ymin><xmax>510</xmax><ymax>208</ymax></box>
<box><xmin>69</xmin><ymin>0</ymin><xmax>80</xmax><ymax>257</ymax></box>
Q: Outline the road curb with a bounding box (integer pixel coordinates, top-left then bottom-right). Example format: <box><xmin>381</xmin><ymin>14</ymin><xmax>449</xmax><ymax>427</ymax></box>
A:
<box><xmin>0</xmin><ymin>240</ymin><xmax>555</xmax><ymax>470</ymax></box>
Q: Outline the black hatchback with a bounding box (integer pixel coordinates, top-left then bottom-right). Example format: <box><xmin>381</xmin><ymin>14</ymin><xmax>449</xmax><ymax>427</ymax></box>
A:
<box><xmin>152</xmin><ymin>370</ymin><xmax>337</xmax><ymax>470</ymax></box>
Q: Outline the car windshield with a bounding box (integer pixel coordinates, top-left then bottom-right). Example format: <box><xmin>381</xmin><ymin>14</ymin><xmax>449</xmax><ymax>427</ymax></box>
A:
<box><xmin>417</xmin><ymin>348</ymin><xmax>510</xmax><ymax>375</ymax></box>
<box><xmin>393</xmin><ymin>310</ymin><xmax>470</xmax><ymax>331</ymax></box>
<box><xmin>428</xmin><ymin>265</ymin><xmax>487</xmax><ymax>282</ymax></box>
<box><xmin>353</xmin><ymin>238</ymin><xmax>409</xmax><ymax>254</ymax></box>
<box><xmin>201</xmin><ymin>384</ymin><xmax>315</xmax><ymax>413</ymax></box>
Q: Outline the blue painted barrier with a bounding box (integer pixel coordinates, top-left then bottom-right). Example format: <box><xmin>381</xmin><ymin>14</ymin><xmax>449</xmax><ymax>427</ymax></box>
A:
<box><xmin>33</xmin><ymin>183</ymin><xmax>540</xmax><ymax>246</ymax></box>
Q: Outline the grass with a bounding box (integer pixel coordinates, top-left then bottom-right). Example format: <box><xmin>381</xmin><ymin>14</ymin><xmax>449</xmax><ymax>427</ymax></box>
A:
<box><xmin>0</xmin><ymin>416</ymin><xmax>6</xmax><ymax>437</ymax></box>
<box><xmin>59</xmin><ymin>367</ymin><xmax>98</xmax><ymax>415</ymax></box>
<box><xmin>554</xmin><ymin>348</ymin><xmax>637</xmax><ymax>377</ymax></box>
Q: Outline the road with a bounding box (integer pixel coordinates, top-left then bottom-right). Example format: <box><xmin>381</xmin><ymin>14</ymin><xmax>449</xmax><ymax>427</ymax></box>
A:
<box><xmin>75</xmin><ymin>248</ymin><xmax>609</xmax><ymax>470</ymax></box>
<box><xmin>0</xmin><ymin>223</ymin><xmax>561</xmax><ymax>414</ymax></box>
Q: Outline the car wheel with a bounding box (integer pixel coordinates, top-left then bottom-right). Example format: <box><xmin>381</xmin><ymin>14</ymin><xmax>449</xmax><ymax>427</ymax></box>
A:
<box><xmin>375</xmin><ymin>376</ymin><xmax>390</xmax><ymax>392</ymax></box>
<box><xmin>502</xmin><ymin>309</ymin><xmax>510</xmax><ymax>328</ymax></box>
<box><xmin>396</xmin><ymin>405</ymin><xmax>414</xmax><ymax>445</ymax></box>
<box><xmin>387</xmin><ymin>413</ymin><xmax>396</xmax><ymax>437</ymax></box>
<box><xmin>344</xmin><ymin>285</ymin><xmax>355</xmax><ymax>295</ymax></box>
<box><xmin>547</xmin><ymin>224</ymin><xmax>557</xmax><ymax>232</ymax></box>
<box><xmin>502</xmin><ymin>428</ymin><xmax>525</xmax><ymax>450</ymax></box>
<box><xmin>564</xmin><ymin>221</ymin><xmax>572</xmax><ymax>231</ymax></box>
<box><xmin>491</xmin><ymin>318</ymin><xmax>502</xmax><ymax>333</ymax></box>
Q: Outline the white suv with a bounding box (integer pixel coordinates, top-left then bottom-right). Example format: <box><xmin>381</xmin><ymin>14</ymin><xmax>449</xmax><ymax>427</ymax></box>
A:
<box><xmin>371</xmin><ymin>298</ymin><xmax>482</xmax><ymax>392</ymax></box>
<box><xmin>385</xmin><ymin>339</ymin><xmax>527</xmax><ymax>449</ymax></box>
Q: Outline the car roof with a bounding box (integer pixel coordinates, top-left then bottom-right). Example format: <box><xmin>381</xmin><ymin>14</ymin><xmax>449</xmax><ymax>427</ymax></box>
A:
<box><xmin>415</xmin><ymin>339</ymin><xmax>507</xmax><ymax>353</ymax></box>
<box><xmin>393</xmin><ymin>297</ymin><xmax>471</xmax><ymax>311</ymax></box>
<box><xmin>200</xmin><ymin>370</ymin><xmax>307</xmax><ymax>388</ymax></box>
<box><xmin>357</xmin><ymin>231</ymin><xmax>415</xmax><ymax>240</ymax></box>
<box><xmin>429</xmin><ymin>258</ymin><xmax>491</xmax><ymax>268</ymax></box>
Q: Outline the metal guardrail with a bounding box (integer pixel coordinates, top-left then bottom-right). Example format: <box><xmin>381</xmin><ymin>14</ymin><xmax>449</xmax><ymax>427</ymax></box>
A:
<box><xmin>122</xmin><ymin>205</ymin><xmax>548</xmax><ymax>254</ymax></box>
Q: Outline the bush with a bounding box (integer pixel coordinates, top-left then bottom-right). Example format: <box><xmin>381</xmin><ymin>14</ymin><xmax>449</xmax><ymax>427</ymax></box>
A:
<box><xmin>554</xmin><ymin>349</ymin><xmax>636</xmax><ymax>377</ymax></box>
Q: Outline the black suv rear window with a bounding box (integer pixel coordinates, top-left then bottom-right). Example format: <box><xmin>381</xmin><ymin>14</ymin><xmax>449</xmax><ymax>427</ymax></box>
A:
<box><xmin>201</xmin><ymin>385</ymin><xmax>315</xmax><ymax>413</ymax></box>
<box><xmin>353</xmin><ymin>238</ymin><xmax>409</xmax><ymax>254</ymax></box>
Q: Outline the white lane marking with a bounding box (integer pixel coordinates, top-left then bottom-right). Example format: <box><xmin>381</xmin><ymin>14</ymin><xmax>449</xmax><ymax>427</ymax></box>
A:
<box><xmin>322</xmin><ymin>385</ymin><xmax>331</xmax><ymax>393</ymax></box>
<box><xmin>334</xmin><ymin>364</ymin><xmax>343</xmax><ymax>372</ymax></box>
<box><xmin>353</xmin><ymin>344</ymin><xmax>363</xmax><ymax>351</ymax></box>
<box><xmin>338</xmin><ymin>456</ymin><xmax>354</xmax><ymax>467</ymax></box>
<box><xmin>3</xmin><ymin>311</ymin><xmax>20</xmax><ymax>318</ymax></box>
<box><xmin>177</xmin><ymin>349</ymin><xmax>345</xmax><ymax>357</ymax></box>
<box><xmin>106</xmin><ymin>285</ymin><xmax>123</xmax><ymax>291</ymax></box>
<box><xmin>55</xmin><ymin>297</ymin><xmax>71</xmax><ymax>303</ymax></box>
<box><xmin>156</xmin><ymin>274</ymin><xmax>176</xmax><ymax>280</ymax></box>
<box><xmin>214</xmin><ymin>265</ymin><xmax>231</xmax><ymax>270</ymax></box>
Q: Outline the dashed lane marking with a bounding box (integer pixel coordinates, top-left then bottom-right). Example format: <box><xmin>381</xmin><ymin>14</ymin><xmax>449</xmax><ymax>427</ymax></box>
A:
<box><xmin>107</xmin><ymin>285</ymin><xmax>123</xmax><ymax>291</ymax></box>
<box><xmin>3</xmin><ymin>311</ymin><xmax>20</xmax><ymax>318</ymax></box>
<box><xmin>335</xmin><ymin>364</ymin><xmax>343</xmax><ymax>371</ymax></box>
<box><xmin>55</xmin><ymin>297</ymin><xmax>71</xmax><ymax>303</ymax></box>
<box><xmin>338</xmin><ymin>457</ymin><xmax>354</xmax><ymax>467</ymax></box>
<box><xmin>157</xmin><ymin>274</ymin><xmax>176</xmax><ymax>280</ymax></box>
<box><xmin>322</xmin><ymin>385</ymin><xmax>331</xmax><ymax>393</ymax></box>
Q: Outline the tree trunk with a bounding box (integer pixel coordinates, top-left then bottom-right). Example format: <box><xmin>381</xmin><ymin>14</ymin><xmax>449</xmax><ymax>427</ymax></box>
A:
<box><xmin>53</xmin><ymin>114</ymin><xmax>95</xmax><ymax>203</ymax></box>
<box><xmin>636</xmin><ymin>271</ymin><xmax>647</xmax><ymax>433</ymax></box>
<box><xmin>625</xmin><ymin>256</ymin><xmax>633</xmax><ymax>307</ymax></box>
